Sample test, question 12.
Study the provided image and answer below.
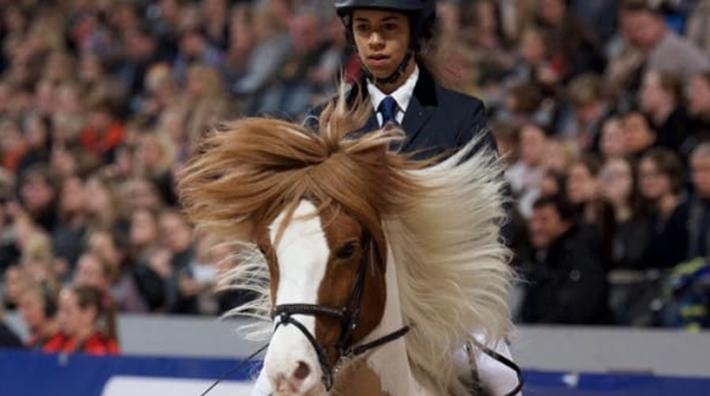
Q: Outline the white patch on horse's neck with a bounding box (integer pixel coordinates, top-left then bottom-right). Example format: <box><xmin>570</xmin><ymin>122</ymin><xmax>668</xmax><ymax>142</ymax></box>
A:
<box><xmin>264</xmin><ymin>200</ymin><xmax>330</xmax><ymax>390</ymax></box>
<box><xmin>359</xmin><ymin>246</ymin><xmax>427</xmax><ymax>396</ymax></box>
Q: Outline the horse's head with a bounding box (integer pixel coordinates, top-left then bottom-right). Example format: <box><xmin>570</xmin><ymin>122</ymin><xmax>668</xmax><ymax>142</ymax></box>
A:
<box><xmin>178</xmin><ymin>103</ymin><xmax>425</xmax><ymax>394</ymax></box>
<box><xmin>258</xmin><ymin>198</ymin><xmax>386</xmax><ymax>394</ymax></box>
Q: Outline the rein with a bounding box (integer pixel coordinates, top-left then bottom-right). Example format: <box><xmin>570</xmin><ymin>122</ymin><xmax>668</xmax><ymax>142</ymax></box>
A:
<box><xmin>270</xmin><ymin>233</ymin><xmax>409</xmax><ymax>390</ymax></box>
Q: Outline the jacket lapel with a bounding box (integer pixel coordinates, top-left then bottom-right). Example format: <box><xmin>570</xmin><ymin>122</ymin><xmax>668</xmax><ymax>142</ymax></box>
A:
<box><xmin>401</xmin><ymin>67</ymin><xmax>437</xmax><ymax>151</ymax></box>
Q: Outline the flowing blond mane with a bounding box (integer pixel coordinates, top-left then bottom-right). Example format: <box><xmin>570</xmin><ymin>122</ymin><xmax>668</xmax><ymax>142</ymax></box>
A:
<box><xmin>177</xmin><ymin>85</ymin><xmax>512</xmax><ymax>395</ymax></box>
<box><xmin>385</xmin><ymin>137</ymin><xmax>513</xmax><ymax>395</ymax></box>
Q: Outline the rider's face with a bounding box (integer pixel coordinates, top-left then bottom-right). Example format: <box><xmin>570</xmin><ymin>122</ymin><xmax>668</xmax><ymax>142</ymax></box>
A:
<box><xmin>352</xmin><ymin>9</ymin><xmax>411</xmax><ymax>80</ymax></box>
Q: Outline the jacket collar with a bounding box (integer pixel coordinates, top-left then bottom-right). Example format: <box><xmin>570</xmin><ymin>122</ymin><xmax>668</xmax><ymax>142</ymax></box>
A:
<box><xmin>352</xmin><ymin>64</ymin><xmax>438</xmax><ymax>141</ymax></box>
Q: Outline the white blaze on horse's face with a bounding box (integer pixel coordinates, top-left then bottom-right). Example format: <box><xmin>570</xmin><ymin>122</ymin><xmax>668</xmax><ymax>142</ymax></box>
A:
<box><xmin>264</xmin><ymin>200</ymin><xmax>329</xmax><ymax>394</ymax></box>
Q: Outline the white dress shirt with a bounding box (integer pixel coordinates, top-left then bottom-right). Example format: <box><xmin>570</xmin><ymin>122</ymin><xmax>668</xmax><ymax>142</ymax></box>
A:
<box><xmin>366</xmin><ymin>66</ymin><xmax>419</xmax><ymax>127</ymax></box>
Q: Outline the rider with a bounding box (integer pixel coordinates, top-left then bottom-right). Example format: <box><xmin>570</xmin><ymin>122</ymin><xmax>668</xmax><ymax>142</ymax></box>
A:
<box><xmin>252</xmin><ymin>1</ymin><xmax>521</xmax><ymax>395</ymax></box>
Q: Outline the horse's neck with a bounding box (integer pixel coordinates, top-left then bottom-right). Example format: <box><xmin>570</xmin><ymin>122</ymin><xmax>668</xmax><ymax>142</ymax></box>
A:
<box><xmin>335</xmin><ymin>252</ymin><xmax>428</xmax><ymax>396</ymax></box>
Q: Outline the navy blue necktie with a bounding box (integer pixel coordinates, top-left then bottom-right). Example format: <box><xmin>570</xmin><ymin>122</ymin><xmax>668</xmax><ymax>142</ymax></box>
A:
<box><xmin>378</xmin><ymin>96</ymin><xmax>398</xmax><ymax>126</ymax></box>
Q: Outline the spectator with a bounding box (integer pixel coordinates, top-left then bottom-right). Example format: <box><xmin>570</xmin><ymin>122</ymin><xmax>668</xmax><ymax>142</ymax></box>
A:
<box><xmin>52</xmin><ymin>176</ymin><xmax>88</xmax><ymax>277</ymax></box>
<box><xmin>86</xmin><ymin>229</ymin><xmax>145</xmax><ymax>313</ymax></box>
<box><xmin>570</xmin><ymin>0</ymin><xmax>618</xmax><ymax>44</ymax></box>
<box><xmin>18</xmin><ymin>280</ymin><xmax>65</xmax><ymax>352</ymax></box>
<box><xmin>638</xmin><ymin>69</ymin><xmax>692</xmax><ymax>157</ymax></box>
<box><xmin>135</xmin><ymin>63</ymin><xmax>182</xmax><ymax>120</ymax></box>
<box><xmin>0</xmin><ymin>120</ymin><xmax>28</xmax><ymax>173</ymax></box>
<box><xmin>18</xmin><ymin>165</ymin><xmax>58</xmax><ymax>234</ymax></box>
<box><xmin>687</xmin><ymin>71</ymin><xmax>710</xmax><ymax>142</ymax></box>
<box><xmin>79</xmin><ymin>95</ymin><xmax>125</xmax><ymax>165</ymax></box>
<box><xmin>127</xmin><ymin>208</ymin><xmax>167</xmax><ymax>312</ymax></box>
<box><xmin>201</xmin><ymin>0</ymin><xmax>230</xmax><ymax>51</ymax></box>
<box><xmin>619</xmin><ymin>0</ymin><xmax>710</xmax><ymax>80</ymax></box>
<box><xmin>171</xmin><ymin>231</ymin><xmax>221</xmax><ymax>315</ymax></box>
<box><xmin>599</xmin><ymin>157</ymin><xmax>647</xmax><ymax>270</ymax></box>
<box><xmin>84</xmin><ymin>175</ymin><xmax>123</xmax><ymax>232</ymax></box>
<box><xmin>16</xmin><ymin>114</ymin><xmax>52</xmax><ymax>177</ymax></box>
<box><xmin>20</xmin><ymin>232</ymin><xmax>58</xmax><ymax>283</ymax></box>
<box><xmin>535</xmin><ymin>0</ymin><xmax>606</xmax><ymax>79</ymax></box>
<box><xmin>687</xmin><ymin>143</ymin><xmax>710</xmax><ymax>260</ymax></box>
<box><xmin>506</xmin><ymin>123</ymin><xmax>547</xmax><ymax>218</ymax></box>
<box><xmin>0</xmin><ymin>298</ymin><xmax>23</xmax><ymax>349</ymax></box>
<box><xmin>172</xmin><ymin>27</ymin><xmax>226</xmax><ymax>85</ymax></box>
<box><xmin>567</xmin><ymin>155</ymin><xmax>611</xmax><ymax>226</ymax></box>
<box><xmin>539</xmin><ymin>169</ymin><xmax>566</xmax><ymax>198</ymax></box>
<box><xmin>599</xmin><ymin>117</ymin><xmax>627</xmax><ymax>160</ymax></box>
<box><xmin>117</xmin><ymin>24</ymin><xmax>164</xmax><ymax>99</ymax></box>
<box><xmin>2</xmin><ymin>265</ymin><xmax>28</xmax><ymax>310</ymax></box>
<box><xmin>685</xmin><ymin>0</ymin><xmax>710</xmax><ymax>58</ymax></box>
<box><xmin>522</xmin><ymin>195</ymin><xmax>609</xmax><ymax>324</ymax></box>
<box><xmin>566</xmin><ymin>155</ymin><xmax>615</xmax><ymax>265</ymax></box>
<box><xmin>158</xmin><ymin>209</ymin><xmax>197</xmax><ymax>314</ymax></box>
<box><xmin>622</xmin><ymin>110</ymin><xmax>657</xmax><ymax>162</ymax></box>
<box><xmin>637</xmin><ymin>148</ymin><xmax>689</xmax><ymax>269</ymax></box>
<box><xmin>56</xmin><ymin>284</ymin><xmax>119</xmax><ymax>355</ymax></box>
<box><xmin>231</xmin><ymin>3</ymin><xmax>292</xmax><ymax>99</ymax></box>
<box><xmin>184</xmin><ymin>64</ymin><xmax>234</xmax><ymax>143</ymax></box>
<box><xmin>119</xmin><ymin>177</ymin><xmax>165</xmax><ymax>215</ymax></box>
<box><xmin>134</xmin><ymin>132</ymin><xmax>177</xmax><ymax>206</ymax></box>
<box><xmin>249</xmin><ymin>11</ymin><xmax>330</xmax><ymax>118</ymax></box>
<box><xmin>542</xmin><ymin>137</ymin><xmax>577</xmax><ymax>174</ymax></box>
<box><xmin>74</xmin><ymin>252</ymin><xmax>112</xmax><ymax>292</ymax></box>
<box><xmin>562</xmin><ymin>73</ymin><xmax>613</xmax><ymax>152</ymax></box>
<box><xmin>506</xmin><ymin>26</ymin><xmax>559</xmax><ymax>93</ymax></box>
<box><xmin>0</xmin><ymin>193</ymin><xmax>21</xmax><ymax>274</ymax></box>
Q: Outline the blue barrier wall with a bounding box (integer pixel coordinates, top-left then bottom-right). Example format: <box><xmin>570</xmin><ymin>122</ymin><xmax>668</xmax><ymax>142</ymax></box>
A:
<box><xmin>1</xmin><ymin>349</ymin><xmax>708</xmax><ymax>396</ymax></box>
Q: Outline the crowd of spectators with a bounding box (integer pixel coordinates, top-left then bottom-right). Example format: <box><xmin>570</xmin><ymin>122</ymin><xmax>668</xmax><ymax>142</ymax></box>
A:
<box><xmin>2</xmin><ymin>0</ymin><xmax>710</xmax><ymax>352</ymax></box>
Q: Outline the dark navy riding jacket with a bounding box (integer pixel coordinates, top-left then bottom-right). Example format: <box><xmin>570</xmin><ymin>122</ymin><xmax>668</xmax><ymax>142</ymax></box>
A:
<box><xmin>305</xmin><ymin>66</ymin><xmax>498</xmax><ymax>159</ymax></box>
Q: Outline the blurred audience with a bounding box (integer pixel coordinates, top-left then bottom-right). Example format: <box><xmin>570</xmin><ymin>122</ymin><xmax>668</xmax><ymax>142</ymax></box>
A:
<box><xmin>1</xmin><ymin>0</ymin><xmax>710</xmax><ymax>337</ymax></box>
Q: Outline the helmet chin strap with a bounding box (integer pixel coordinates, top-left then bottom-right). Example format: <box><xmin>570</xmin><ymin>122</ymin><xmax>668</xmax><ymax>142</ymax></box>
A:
<box><xmin>362</xmin><ymin>50</ymin><xmax>413</xmax><ymax>87</ymax></box>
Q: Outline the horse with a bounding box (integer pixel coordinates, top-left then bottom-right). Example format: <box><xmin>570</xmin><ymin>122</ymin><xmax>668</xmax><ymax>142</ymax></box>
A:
<box><xmin>177</xmin><ymin>88</ymin><xmax>513</xmax><ymax>396</ymax></box>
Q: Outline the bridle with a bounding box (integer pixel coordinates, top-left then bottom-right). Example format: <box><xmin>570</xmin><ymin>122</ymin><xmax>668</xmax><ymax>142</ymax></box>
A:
<box><xmin>270</xmin><ymin>232</ymin><xmax>410</xmax><ymax>390</ymax></box>
<box><xmin>202</xmin><ymin>232</ymin><xmax>523</xmax><ymax>396</ymax></box>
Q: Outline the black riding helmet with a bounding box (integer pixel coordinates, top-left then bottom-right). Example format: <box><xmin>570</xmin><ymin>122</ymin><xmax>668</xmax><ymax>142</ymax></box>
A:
<box><xmin>334</xmin><ymin>0</ymin><xmax>436</xmax><ymax>84</ymax></box>
<box><xmin>335</xmin><ymin>0</ymin><xmax>435</xmax><ymax>16</ymax></box>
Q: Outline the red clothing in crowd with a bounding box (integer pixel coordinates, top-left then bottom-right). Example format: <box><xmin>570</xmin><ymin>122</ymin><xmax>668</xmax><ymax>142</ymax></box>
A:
<box><xmin>28</xmin><ymin>332</ymin><xmax>68</xmax><ymax>353</ymax></box>
<box><xmin>1</xmin><ymin>143</ymin><xmax>28</xmax><ymax>172</ymax></box>
<box><xmin>79</xmin><ymin>122</ymin><xmax>125</xmax><ymax>157</ymax></box>
<box><xmin>61</xmin><ymin>332</ymin><xmax>120</xmax><ymax>355</ymax></box>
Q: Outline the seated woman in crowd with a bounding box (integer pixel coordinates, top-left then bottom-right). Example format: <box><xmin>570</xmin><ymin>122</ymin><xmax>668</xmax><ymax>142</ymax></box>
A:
<box><xmin>599</xmin><ymin>156</ymin><xmax>647</xmax><ymax>270</ymax></box>
<box><xmin>18</xmin><ymin>280</ymin><xmax>65</xmax><ymax>351</ymax></box>
<box><xmin>599</xmin><ymin>116</ymin><xmax>626</xmax><ymax>160</ymax></box>
<box><xmin>56</xmin><ymin>284</ymin><xmax>118</xmax><ymax>355</ymax></box>
<box><xmin>622</xmin><ymin>110</ymin><xmax>658</xmax><ymax>163</ymax></box>
<box><xmin>566</xmin><ymin>155</ymin><xmax>615</xmax><ymax>267</ymax></box>
<box><xmin>637</xmin><ymin>148</ymin><xmax>689</xmax><ymax>269</ymax></box>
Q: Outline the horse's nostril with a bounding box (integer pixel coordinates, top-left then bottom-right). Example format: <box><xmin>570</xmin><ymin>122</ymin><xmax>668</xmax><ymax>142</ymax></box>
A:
<box><xmin>293</xmin><ymin>360</ymin><xmax>311</xmax><ymax>380</ymax></box>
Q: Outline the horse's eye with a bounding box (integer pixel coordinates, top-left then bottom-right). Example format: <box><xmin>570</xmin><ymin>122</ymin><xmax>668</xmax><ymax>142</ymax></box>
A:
<box><xmin>335</xmin><ymin>241</ymin><xmax>357</xmax><ymax>260</ymax></box>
